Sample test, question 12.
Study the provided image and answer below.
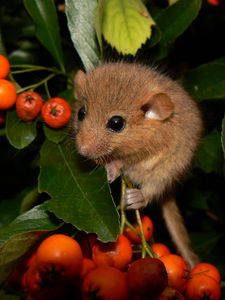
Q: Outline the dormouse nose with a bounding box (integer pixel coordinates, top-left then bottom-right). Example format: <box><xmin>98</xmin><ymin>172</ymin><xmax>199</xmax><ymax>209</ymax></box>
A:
<box><xmin>78</xmin><ymin>144</ymin><xmax>92</xmax><ymax>157</ymax></box>
<box><xmin>76</xmin><ymin>134</ymin><xmax>101</xmax><ymax>158</ymax></box>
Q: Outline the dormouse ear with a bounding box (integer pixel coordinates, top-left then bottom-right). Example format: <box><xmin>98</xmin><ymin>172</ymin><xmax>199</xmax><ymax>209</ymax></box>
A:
<box><xmin>74</xmin><ymin>70</ymin><xmax>86</xmax><ymax>98</ymax></box>
<box><xmin>143</xmin><ymin>93</ymin><xmax>174</xmax><ymax>121</ymax></box>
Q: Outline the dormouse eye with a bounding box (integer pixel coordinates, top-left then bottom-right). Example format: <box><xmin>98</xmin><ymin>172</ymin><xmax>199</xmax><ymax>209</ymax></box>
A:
<box><xmin>106</xmin><ymin>115</ymin><xmax>126</xmax><ymax>133</ymax></box>
<box><xmin>78</xmin><ymin>106</ymin><xmax>86</xmax><ymax>121</ymax></box>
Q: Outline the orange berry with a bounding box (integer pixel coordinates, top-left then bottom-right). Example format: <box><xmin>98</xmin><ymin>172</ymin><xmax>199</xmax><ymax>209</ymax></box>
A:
<box><xmin>0</xmin><ymin>54</ymin><xmax>10</xmax><ymax>79</ymax></box>
<box><xmin>0</xmin><ymin>79</ymin><xmax>17</xmax><ymax>110</ymax></box>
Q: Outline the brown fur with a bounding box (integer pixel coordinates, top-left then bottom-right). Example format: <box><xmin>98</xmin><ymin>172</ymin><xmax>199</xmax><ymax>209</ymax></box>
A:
<box><xmin>73</xmin><ymin>62</ymin><xmax>203</xmax><ymax>267</ymax></box>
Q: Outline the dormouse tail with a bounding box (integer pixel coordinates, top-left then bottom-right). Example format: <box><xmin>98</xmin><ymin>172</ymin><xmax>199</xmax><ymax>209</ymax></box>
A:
<box><xmin>161</xmin><ymin>197</ymin><xmax>199</xmax><ymax>268</ymax></box>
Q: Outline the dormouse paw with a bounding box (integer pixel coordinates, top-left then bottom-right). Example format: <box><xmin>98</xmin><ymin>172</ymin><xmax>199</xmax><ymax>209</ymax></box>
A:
<box><xmin>122</xmin><ymin>188</ymin><xmax>147</xmax><ymax>210</ymax></box>
<box><xmin>105</xmin><ymin>161</ymin><xmax>122</xmax><ymax>183</ymax></box>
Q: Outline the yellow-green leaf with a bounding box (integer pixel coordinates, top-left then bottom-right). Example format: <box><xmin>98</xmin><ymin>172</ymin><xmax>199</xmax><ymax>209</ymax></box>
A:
<box><xmin>100</xmin><ymin>0</ymin><xmax>155</xmax><ymax>55</ymax></box>
<box><xmin>168</xmin><ymin>0</ymin><xmax>179</xmax><ymax>5</ymax></box>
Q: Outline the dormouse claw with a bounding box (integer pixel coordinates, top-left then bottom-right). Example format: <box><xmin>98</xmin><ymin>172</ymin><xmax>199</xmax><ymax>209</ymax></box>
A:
<box><xmin>122</xmin><ymin>188</ymin><xmax>147</xmax><ymax>210</ymax></box>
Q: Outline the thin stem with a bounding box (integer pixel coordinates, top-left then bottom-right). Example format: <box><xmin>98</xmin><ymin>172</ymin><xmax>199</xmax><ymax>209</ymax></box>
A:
<box><xmin>123</xmin><ymin>176</ymin><xmax>134</xmax><ymax>190</ymax></box>
<box><xmin>136</xmin><ymin>209</ymin><xmax>155</xmax><ymax>258</ymax></box>
<box><xmin>11</xmin><ymin>64</ymin><xmax>63</xmax><ymax>74</ymax></box>
<box><xmin>12</xmin><ymin>68</ymin><xmax>47</xmax><ymax>74</ymax></box>
<box><xmin>120</xmin><ymin>175</ymin><xmax>156</xmax><ymax>258</ymax></box>
<box><xmin>135</xmin><ymin>209</ymin><xmax>146</xmax><ymax>258</ymax></box>
<box><xmin>120</xmin><ymin>178</ymin><xmax>127</xmax><ymax>234</ymax></box>
<box><xmin>44</xmin><ymin>80</ymin><xmax>51</xmax><ymax>99</ymax></box>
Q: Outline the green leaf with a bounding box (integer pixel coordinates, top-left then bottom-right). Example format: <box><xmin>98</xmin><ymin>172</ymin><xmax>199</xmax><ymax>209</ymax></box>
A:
<box><xmin>215</xmin><ymin>56</ymin><xmax>225</xmax><ymax>64</ymax></box>
<box><xmin>0</xmin><ymin>204</ymin><xmax>60</xmax><ymax>283</ymax></box>
<box><xmin>181</xmin><ymin>62</ymin><xmax>225</xmax><ymax>101</ymax></box>
<box><xmin>6</xmin><ymin>110</ymin><xmax>37</xmax><ymax>149</ymax></box>
<box><xmin>155</xmin><ymin>0</ymin><xmax>201</xmax><ymax>45</ymax></box>
<box><xmin>65</xmin><ymin>0</ymin><xmax>100</xmax><ymax>71</ymax></box>
<box><xmin>0</xmin><ymin>232</ymin><xmax>40</xmax><ymax>284</ymax></box>
<box><xmin>38</xmin><ymin>139</ymin><xmax>120</xmax><ymax>242</ymax></box>
<box><xmin>100</xmin><ymin>0</ymin><xmax>155</xmax><ymax>55</ymax></box>
<box><xmin>43</xmin><ymin>125</ymin><xmax>67</xmax><ymax>144</ymax></box>
<box><xmin>23</xmin><ymin>0</ymin><xmax>65</xmax><ymax>72</ymax></box>
<box><xmin>20</xmin><ymin>187</ymin><xmax>40</xmax><ymax>213</ymax></box>
<box><xmin>192</xmin><ymin>232</ymin><xmax>224</xmax><ymax>262</ymax></box>
<box><xmin>148</xmin><ymin>25</ymin><xmax>161</xmax><ymax>48</ymax></box>
<box><xmin>0</xmin><ymin>204</ymin><xmax>60</xmax><ymax>244</ymax></box>
<box><xmin>194</xmin><ymin>130</ymin><xmax>224</xmax><ymax>175</ymax></box>
<box><xmin>0</xmin><ymin>188</ymin><xmax>38</xmax><ymax>230</ymax></box>
<box><xmin>0</xmin><ymin>197</ymin><xmax>21</xmax><ymax>229</ymax></box>
<box><xmin>222</xmin><ymin>114</ymin><xmax>225</xmax><ymax>155</ymax></box>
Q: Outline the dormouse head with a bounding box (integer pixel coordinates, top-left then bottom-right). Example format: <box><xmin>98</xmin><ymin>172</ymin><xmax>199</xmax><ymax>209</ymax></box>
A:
<box><xmin>73</xmin><ymin>63</ymin><xmax>174</xmax><ymax>163</ymax></box>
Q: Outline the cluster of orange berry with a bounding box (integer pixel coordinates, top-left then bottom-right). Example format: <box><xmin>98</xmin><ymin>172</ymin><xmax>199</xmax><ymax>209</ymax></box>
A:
<box><xmin>7</xmin><ymin>214</ymin><xmax>221</xmax><ymax>300</ymax></box>
<box><xmin>0</xmin><ymin>54</ymin><xmax>72</xmax><ymax>129</ymax></box>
